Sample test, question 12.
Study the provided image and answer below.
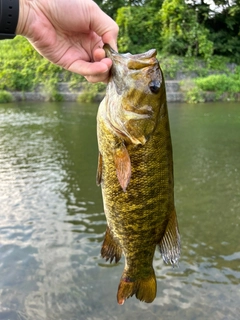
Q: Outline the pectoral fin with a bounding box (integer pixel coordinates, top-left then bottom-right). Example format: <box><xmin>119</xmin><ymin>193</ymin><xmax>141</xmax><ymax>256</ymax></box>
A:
<box><xmin>159</xmin><ymin>208</ymin><xmax>180</xmax><ymax>266</ymax></box>
<box><xmin>96</xmin><ymin>152</ymin><xmax>103</xmax><ymax>186</ymax></box>
<box><xmin>113</xmin><ymin>144</ymin><xmax>131</xmax><ymax>192</ymax></box>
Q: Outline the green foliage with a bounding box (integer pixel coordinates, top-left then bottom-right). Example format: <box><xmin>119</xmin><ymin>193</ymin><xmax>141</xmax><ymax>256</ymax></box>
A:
<box><xmin>95</xmin><ymin>0</ymin><xmax>152</xmax><ymax>18</ymax></box>
<box><xmin>180</xmin><ymin>79</ymin><xmax>204</xmax><ymax>103</ymax></box>
<box><xmin>0</xmin><ymin>36</ymin><xmax>85</xmax><ymax>94</ymax></box>
<box><xmin>158</xmin><ymin>54</ymin><xmax>233</xmax><ymax>80</ymax></box>
<box><xmin>94</xmin><ymin>0</ymin><xmax>125</xmax><ymax>18</ymax></box>
<box><xmin>116</xmin><ymin>7</ymin><xmax>132</xmax><ymax>52</ymax></box>
<box><xmin>181</xmin><ymin>67</ymin><xmax>240</xmax><ymax>103</ymax></box>
<box><xmin>0</xmin><ymin>90</ymin><xmax>13</xmax><ymax>103</ymax></box>
<box><xmin>158</xmin><ymin>55</ymin><xmax>180</xmax><ymax>79</ymax></box>
<box><xmin>77</xmin><ymin>82</ymin><xmax>106</xmax><ymax>103</ymax></box>
<box><xmin>186</xmin><ymin>87</ymin><xmax>205</xmax><ymax>104</ymax></box>
<box><xmin>0</xmin><ymin>37</ymin><xmax>39</xmax><ymax>91</ymax></box>
<box><xmin>0</xmin><ymin>19</ymin><xmax>239</xmax><ymax>104</ymax></box>
<box><xmin>159</xmin><ymin>0</ymin><xmax>213</xmax><ymax>60</ymax></box>
<box><xmin>205</xmin><ymin>1</ymin><xmax>240</xmax><ymax>63</ymax></box>
<box><xmin>34</xmin><ymin>60</ymin><xmax>62</xmax><ymax>86</ymax></box>
<box><xmin>144</xmin><ymin>0</ymin><xmax>163</xmax><ymax>9</ymax></box>
<box><xmin>97</xmin><ymin>0</ymin><xmax>239</xmax><ymax>63</ymax></box>
<box><xmin>116</xmin><ymin>6</ymin><xmax>162</xmax><ymax>53</ymax></box>
<box><xmin>195</xmin><ymin>74</ymin><xmax>240</xmax><ymax>95</ymax></box>
<box><xmin>51</xmin><ymin>92</ymin><xmax>64</xmax><ymax>102</ymax></box>
<box><xmin>69</xmin><ymin>73</ymin><xmax>85</xmax><ymax>91</ymax></box>
<box><xmin>41</xmin><ymin>79</ymin><xmax>64</xmax><ymax>102</ymax></box>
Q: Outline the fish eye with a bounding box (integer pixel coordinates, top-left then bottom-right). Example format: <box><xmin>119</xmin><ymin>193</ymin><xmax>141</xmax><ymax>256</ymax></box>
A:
<box><xmin>149</xmin><ymin>80</ymin><xmax>161</xmax><ymax>94</ymax></box>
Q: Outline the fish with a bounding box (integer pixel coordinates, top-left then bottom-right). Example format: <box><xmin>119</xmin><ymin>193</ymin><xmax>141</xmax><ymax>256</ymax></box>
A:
<box><xmin>96</xmin><ymin>44</ymin><xmax>180</xmax><ymax>305</ymax></box>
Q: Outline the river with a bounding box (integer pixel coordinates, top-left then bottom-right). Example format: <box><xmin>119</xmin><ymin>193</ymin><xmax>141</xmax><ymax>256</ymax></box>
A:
<box><xmin>0</xmin><ymin>101</ymin><xmax>240</xmax><ymax>320</ymax></box>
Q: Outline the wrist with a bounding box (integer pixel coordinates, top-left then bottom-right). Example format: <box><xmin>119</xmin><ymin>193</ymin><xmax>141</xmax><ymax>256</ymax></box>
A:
<box><xmin>15</xmin><ymin>0</ymin><xmax>29</xmax><ymax>36</ymax></box>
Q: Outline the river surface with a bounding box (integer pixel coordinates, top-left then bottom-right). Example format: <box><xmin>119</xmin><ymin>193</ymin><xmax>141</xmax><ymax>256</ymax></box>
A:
<box><xmin>0</xmin><ymin>101</ymin><xmax>240</xmax><ymax>320</ymax></box>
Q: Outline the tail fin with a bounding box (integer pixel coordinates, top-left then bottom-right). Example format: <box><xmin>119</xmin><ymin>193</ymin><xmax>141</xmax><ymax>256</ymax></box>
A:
<box><xmin>117</xmin><ymin>268</ymin><xmax>156</xmax><ymax>304</ymax></box>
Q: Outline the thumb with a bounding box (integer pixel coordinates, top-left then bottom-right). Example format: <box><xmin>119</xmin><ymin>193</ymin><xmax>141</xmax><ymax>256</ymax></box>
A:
<box><xmin>90</xmin><ymin>3</ymin><xmax>119</xmax><ymax>51</ymax></box>
<box><xmin>102</xmin><ymin>32</ymin><xmax>119</xmax><ymax>52</ymax></box>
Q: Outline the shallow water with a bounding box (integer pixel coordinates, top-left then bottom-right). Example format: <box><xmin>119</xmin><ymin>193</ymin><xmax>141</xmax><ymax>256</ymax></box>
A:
<box><xmin>0</xmin><ymin>101</ymin><xmax>240</xmax><ymax>320</ymax></box>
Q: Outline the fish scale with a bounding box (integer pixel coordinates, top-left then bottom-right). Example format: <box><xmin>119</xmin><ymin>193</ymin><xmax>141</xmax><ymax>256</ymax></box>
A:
<box><xmin>97</xmin><ymin>44</ymin><xmax>180</xmax><ymax>304</ymax></box>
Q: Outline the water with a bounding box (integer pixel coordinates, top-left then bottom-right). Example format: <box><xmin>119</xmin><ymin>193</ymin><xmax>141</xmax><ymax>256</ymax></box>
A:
<box><xmin>0</xmin><ymin>101</ymin><xmax>240</xmax><ymax>320</ymax></box>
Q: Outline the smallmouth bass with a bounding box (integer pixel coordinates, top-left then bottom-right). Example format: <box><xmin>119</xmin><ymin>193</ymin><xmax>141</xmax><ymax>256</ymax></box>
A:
<box><xmin>97</xmin><ymin>44</ymin><xmax>180</xmax><ymax>304</ymax></box>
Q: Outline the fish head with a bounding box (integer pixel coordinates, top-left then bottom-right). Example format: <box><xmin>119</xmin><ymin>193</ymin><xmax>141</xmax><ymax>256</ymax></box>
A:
<box><xmin>104</xmin><ymin>44</ymin><xmax>165</xmax><ymax>145</ymax></box>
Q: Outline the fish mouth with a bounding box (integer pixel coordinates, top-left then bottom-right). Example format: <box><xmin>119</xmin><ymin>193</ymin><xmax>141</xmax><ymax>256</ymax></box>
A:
<box><xmin>103</xmin><ymin>44</ymin><xmax>157</xmax><ymax>67</ymax></box>
<box><xmin>103</xmin><ymin>44</ymin><xmax>159</xmax><ymax>94</ymax></box>
<box><xmin>104</xmin><ymin>44</ymin><xmax>124</xmax><ymax>66</ymax></box>
<box><xmin>104</xmin><ymin>44</ymin><xmax>117</xmax><ymax>58</ymax></box>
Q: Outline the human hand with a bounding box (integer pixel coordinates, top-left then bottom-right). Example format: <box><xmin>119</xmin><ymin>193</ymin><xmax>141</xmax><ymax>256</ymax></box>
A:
<box><xmin>16</xmin><ymin>0</ymin><xmax>118</xmax><ymax>82</ymax></box>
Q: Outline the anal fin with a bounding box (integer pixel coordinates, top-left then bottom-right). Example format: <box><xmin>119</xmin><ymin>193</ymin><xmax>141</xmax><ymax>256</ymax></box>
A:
<box><xmin>101</xmin><ymin>226</ymin><xmax>122</xmax><ymax>263</ymax></box>
<box><xmin>159</xmin><ymin>208</ymin><xmax>180</xmax><ymax>266</ymax></box>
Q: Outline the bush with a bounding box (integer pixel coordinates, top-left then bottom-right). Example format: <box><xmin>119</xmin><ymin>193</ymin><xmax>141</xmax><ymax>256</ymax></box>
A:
<box><xmin>0</xmin><ymin>37</ymin><xmax>85</xmax><ymax>92</ymax></box>
<box><xmin>181</xmin><ymin>69</ymin><xmax>240</xmax><ymax>102</ymax></box>
<box><xmin>77</xmin><ymin>82</ymin><xmax>106</xmax><ymax>103</ymax></box>
<box><xmin>185</xmin><ymin>87</ymin><xmax>205</xmax><ymax>103</ymax></box>
<box><xmin>195</xmin><ymin>74</ymin><xmax>240</xmax><ymax>95</ymax></box>
<box><xmin>0</xmin><ymin>90</ymin><xmax>13</xmax><ymax>103</ymax></box>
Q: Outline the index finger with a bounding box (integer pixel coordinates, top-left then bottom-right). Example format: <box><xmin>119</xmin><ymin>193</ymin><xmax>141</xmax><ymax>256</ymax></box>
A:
<box><xmin>67</xmin><ymin>57</ymin><xmax>113</xmax><ymax>78</ymax></box>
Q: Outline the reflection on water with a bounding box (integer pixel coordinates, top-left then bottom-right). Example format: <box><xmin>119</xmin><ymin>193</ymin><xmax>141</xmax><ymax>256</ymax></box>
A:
<box><xmin>0</xmin><ymin>101</ymin><xmax>240</xmax><ymax>320</ymax></box>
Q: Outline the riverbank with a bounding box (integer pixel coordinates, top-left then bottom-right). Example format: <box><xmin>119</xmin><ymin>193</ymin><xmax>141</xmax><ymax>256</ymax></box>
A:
<box><xmin>9</xmin><ymin>81</ymin><xmax>184</xmax><ymax>103</ymax></box>
<box><xmin>4</xmin><ymin>79</ymin><xmax>239</xmax><ymax>104</ymax></box>
<box><xmin>1</xmin><ymin>37</ymin><xmax>239</xmax><ymax>104</ymax></box>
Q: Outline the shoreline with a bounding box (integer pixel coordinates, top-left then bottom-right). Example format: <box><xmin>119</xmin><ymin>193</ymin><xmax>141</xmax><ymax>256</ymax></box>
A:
<box><xmin>2</xmin><ymin>80</ymin><xmax>240</xmax><ymax>103</ymax></box>
<box><xmin>7</xmin><ymin>81</ymin><xmax>184</xmax><ymax>103</ymax></box>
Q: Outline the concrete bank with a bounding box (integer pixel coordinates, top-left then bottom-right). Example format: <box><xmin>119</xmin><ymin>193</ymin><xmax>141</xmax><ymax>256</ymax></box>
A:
<box><xmin>10</xmin><ymin>81</ymin><xmax>184</xmax><ymax>103</ymax></box>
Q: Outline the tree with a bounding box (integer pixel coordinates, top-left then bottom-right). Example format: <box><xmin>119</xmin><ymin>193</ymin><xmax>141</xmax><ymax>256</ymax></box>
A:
<box><xmin>95</xmin><ymin>0</ymin><xmax>239</xmax><ymax>62</ymax></box>
<box><xmin>159</xmin><ymin>0</ymin><xmax>213</xmax><ymax>59</ymax></box>
<box><xmin>144</xmin><ymin>0</ymin><xmax>164</xmax><ymax>9</ymax></box>
<box><xmin>205</xmin><ymin>0</ymin><xmax>240</xmax><ymax>62</ymax></box>
<box><xmin>94</xmin><ymin>0</ymin><xmax>125</xmax><ymax>18</ymax></box>
<box><xmin>94</xmin><ymin>0</ymin><xmax>147</xmax><ymax>18</ymax></box>
<box><xmin>116</xmin><ymin>5</ymin><xmax>162</xmax><ymax>53</ymax></box>
<box><xmin>183</xmin><ymin>0</ymin><xmax>240</xmax><ymax>62</ymax></box>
